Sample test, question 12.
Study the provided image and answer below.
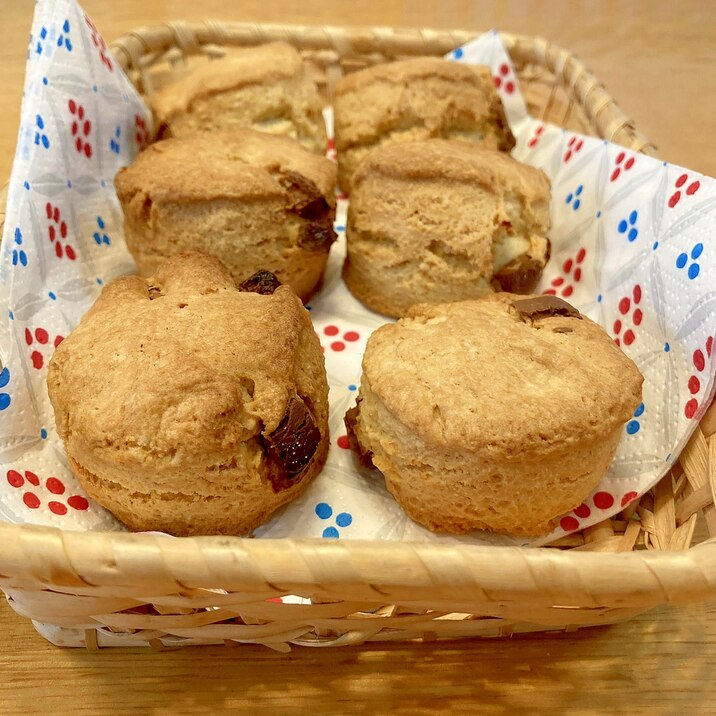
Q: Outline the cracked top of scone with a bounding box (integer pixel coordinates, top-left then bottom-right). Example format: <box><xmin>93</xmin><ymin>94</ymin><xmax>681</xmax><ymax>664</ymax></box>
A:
<box><xmin>352</xmin><ymin>138</ymin><xmax>547</xmax><ymax>191</ymax></box>
<box><xmin>152</xmin><ymin>42</ymin><xmax>306</xmax><ymax>123</ymax></box>
<box><xmin>334</xmin><ymin>58</ymin><xmax>515</xmax><ymax>153</ymax></box>
<box><xmin>345</xmin><ymin>139</ymin><xmax>551</xmax><ymax>308</ymax></box>
<box><xmin>47</xmin><ymin>253</ymin><xmax>323</xmax><ymax>470</ymax></box>
<box><xmin>336</xmin><ymin>56</ymin><xmax>500</xmax><ymax>94</ymax></box>
<box><xmin>362</xmin><ymin>294</ymin><xmax>643</xmax><ymax>455</ymax></box>
<box><xmin>115</xmin><ymin>128</ymin><xmax>336</xmax><ymax>206</ymax></box>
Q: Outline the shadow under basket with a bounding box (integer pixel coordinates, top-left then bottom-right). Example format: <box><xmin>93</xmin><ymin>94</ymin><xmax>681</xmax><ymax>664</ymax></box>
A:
<box><xmin>1</xmin><ymin>21</ymin><xmax>715</xmax><ymax>651</ymax></box>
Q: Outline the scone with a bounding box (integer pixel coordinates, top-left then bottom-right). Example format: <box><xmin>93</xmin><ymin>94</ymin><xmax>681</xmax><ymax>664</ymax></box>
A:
<box><xmin>344</xmin><ymin>139</ymin><xmax>551</xmax><ymax>318</ymax></box>
<box><xmin>47</xmin><ymin>252</ymin><xmax>329</xmax><ymax>536</ymax></box>
<box><xmin>115</xmin><ymin>128</ymin><xmax>337</xmax><ymax>302</ymax></box>
<box><xmin>345</xmin><ymin>294</ymin><xmax>643</xmax><ymax>536</ymax></box>
<box><xmin>151</xmin><ymin>41</ymin><xmax>327</xmax><ymax>153</ymax></box>
<box><xmin>334</xmin><ymin>57</ymin><xmax>515</xmax><ymax>192</ymax></box>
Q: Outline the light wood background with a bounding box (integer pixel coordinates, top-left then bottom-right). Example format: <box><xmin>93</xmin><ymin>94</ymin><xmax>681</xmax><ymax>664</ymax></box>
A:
<box><xmin>1</xmin><ymin>1</ymin><xmax>715</xmax><ymax>713</ymax></box>
<box><xmin>2</xmin><ymin>602</ymin><xmax>716</xmax><ymax>714</ymax></box>
<box><xmin>1</xmin><ymin>0</ymin><xmax>715</xmax><ymax>180</ymax></box>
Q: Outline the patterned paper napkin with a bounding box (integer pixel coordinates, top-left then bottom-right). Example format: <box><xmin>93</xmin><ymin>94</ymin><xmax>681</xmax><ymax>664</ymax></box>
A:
<box><xmin>0</xmin><ymin>4</ymin><xmax>714</xmax><ymax>546</ymax></box>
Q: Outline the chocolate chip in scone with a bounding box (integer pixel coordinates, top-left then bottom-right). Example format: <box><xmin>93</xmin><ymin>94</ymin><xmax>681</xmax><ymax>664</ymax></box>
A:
<box><xmin>298</xmin><ymin>222</ymin><xmax>336</xmax><ymax>251</ymax></box>
<box><xmin>493</xmin><ymin>254</ymin><xmax>544</xmax><ymax>294</ymax></box>
<box><xmin>238</xmin><ymin>270</ymin><xmax>282</xmax><ymax>295</ymax></box>
<box><xmin>344</xmin><ymin>401</ymin><xmax>375</xmax><ymax>469</ymax></box>
<box><xmin>262</xmin><ymin>395</ymin><xmax>321</xmax><ymax>491</ymax></box>
<box><xmin>154</xmin><ymin>123</ymin><xmax>171</xmax><ymax>141</ymax></box>
<box><xmin>279</xmin><ymin>170</ymin><xmax>331</xmax><ymax>221</ymax></box>
<box><xmin>511</xmin><ymin>295</ymin><xmax>582</xmax><ymax>321</ymax></box>
<box><xmin>278</xmin><ymin>170</ymin><xmax>337</xmax><ymax>251</ymax></box>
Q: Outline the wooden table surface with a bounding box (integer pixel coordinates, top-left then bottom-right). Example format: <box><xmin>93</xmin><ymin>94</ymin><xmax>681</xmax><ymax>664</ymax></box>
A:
<box><xmin>1</xmin><ymin>1</ymin><xmax>715</xmax><ymax>713</ymax></box>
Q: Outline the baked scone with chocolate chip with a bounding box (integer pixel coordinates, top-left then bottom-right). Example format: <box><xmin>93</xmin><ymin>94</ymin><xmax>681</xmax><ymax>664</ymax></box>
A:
<box><xmin>151</xmin><ymin>41</ymin><xmax>327</xmax><ymax>153</ymax></box>
<box><xmin>345</xmin><ymin>294</ymin><xmax>643</xmax><ymax>536</ymax></box>
<box><xmin>115</xmin><ymin>128</ymin><xmax>337</xmax><ymax>302</ymax></box>
<box><xmin>344</xmin><ymin>139</ymin><xmax>551</xmax><ymax>318</ymax></box>
<box><xmin>47</xmin><ymin>252</ymin><xmax>329</xmax><ymax>536</ymax></box>
<box><xmin>334</xmin><ymin>57</ymin><xmax>515</xmax><ymax>192</ymax></box>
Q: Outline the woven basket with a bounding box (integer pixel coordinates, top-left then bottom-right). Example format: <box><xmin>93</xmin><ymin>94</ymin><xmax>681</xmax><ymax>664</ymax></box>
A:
<box><xmin>1</xmin><ymin>21</ymin><xmax>714</xmax><ymax>651</ymax></box>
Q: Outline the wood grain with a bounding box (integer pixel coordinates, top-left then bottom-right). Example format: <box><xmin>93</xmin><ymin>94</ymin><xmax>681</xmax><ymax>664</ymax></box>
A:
<box><xmin>1</xmin><ymin>600</ymin><xmax>716</xmax><ymax>714</ymax></box>
<box><xmin>0</xmin><ymin>1</ymin><xmax>715</xmax><ymax>712</ymax></box>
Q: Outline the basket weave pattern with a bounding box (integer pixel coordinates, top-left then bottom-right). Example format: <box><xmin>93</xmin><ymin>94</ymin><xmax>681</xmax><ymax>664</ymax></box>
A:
<box><xmin>0</xmin><ymin>21</ymin><xmax>714</xmax><ymax>650</ymax></box>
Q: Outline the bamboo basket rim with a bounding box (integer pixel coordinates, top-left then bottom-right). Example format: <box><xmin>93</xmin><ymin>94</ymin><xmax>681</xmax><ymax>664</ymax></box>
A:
<box><xmin>0</xmin><ymin>21</ymin><xmax>714</xmax><ymax>631</ymax></box>
<box><xmin>108</xmin><ymin>21</ymin><xmax>657</xmax><ymax>155</ymax></box>
<box><xmin>1</xmin><ymin>522</ymin><xmax>716</xmax><ymax>608</ymax></box>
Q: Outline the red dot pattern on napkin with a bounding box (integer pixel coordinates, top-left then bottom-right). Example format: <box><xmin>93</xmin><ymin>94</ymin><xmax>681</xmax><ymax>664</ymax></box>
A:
<box><xmin>574</xmin><ymin>503</ymin><xmax>591</xmax><ymax>518</ymax></box>
<box><xmin>684</xmin><ymin>336</ymin><xmax>713</xmax><ymax>419</ymax></box>
<box><xmin>593</xmin><ymin>492</ymin><xmax>614</xmax><ymax>510</ymax></box>
<box><xmin>322</xmin><ymin>325</ymin><xmax>361</xmax><ymax>352</ymax></box>
<box><xmin>134</xmin><ymin>115</ymin><xmax>149</xmax><ymax>150</ymax></box>
<box><xmin>621</xmin><ymin>491</ymin><xmax>638</xmax><ymax>508</ymax></box>
<box><xmin>560</xmin><ymin>516</ymin><xmax>579</xmax><ymax>532</ymax></box>
<box><xmin>669</xmin><ymin>173</ymin><xmax>701</xmax><ymax>208</ymax></box>
<box><xmin>68</xmin><ymin>99</ymin><xmax>93</xmax><ymax>158</ymax></box>
<box><xmin>527</xmin><ymin>125</ymin><xmax>544</xmax><ymax>149</ymax></box>
<box><xmin>559</xmin><ymin>489</ymin><xmax>638</xmax><ymax>533</ymax></box>
<box><xmin>492</xmin><ymin>63</ymin><xmax>515</xmax><ymax>94</ymax></box>
<box><xmin>326</xmin><ymin>137</ymin><xmax>337</xmax><ymax>162</ymax></box>
<box><xmin>84</xmin><ymin>13</ymin><xmax>113</xmax><ymax>71</ymax></box>
<box><xmin>25</xmin><ymin>326</ymin><xmax>64</xmax><ymax>369</ymax></box>
<box><xmin>6</xmin><ymin>469</ymin><xmax>89</xmax><ymax>514</ymax></box>
<box><xmin>45</xmin><ymin>202</ymin><xmax>76</xmax><ymax>260</ymax></box>
<box><xmin>610</xmin><ymin>151</ymin><xmax>636</xmax><ymax>182</ymax></box>
<box><xmin>613</xmin><ymin>284</ymin><xmax>642</xmax><ymax>347</ymax></box>
<box><xmin>563</xmin><ymin>135</ymin><xmax>584</xmax><ymax>163</ymax></box>
<box><xmin>544</xmin><ymin>248</ymin><xmax>586</xmax><ymax>298</ymax></box>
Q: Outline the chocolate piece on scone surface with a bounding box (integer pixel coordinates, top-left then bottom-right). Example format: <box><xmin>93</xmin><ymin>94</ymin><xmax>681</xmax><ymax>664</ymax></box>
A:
<box><xmin>493</xmin><ymin>248</ymin><xmax>550</xmax><ymax>294</ymax></box>
<box><xmin>346</xmin><ymin>293</ymin><xmax>643</xmax><ymax>537</ymax></box>
<box><xmin>239</xmin><ymin>270</ymin><xmax>282</xmax><ymax>295</ymax></box>
<box><xmin>47</xmin><ymin>252</ymin><xmax>329</xmax><ymax>536</ymax></box>
<box><xmin>510</xmin><ymin>294</ymin><xmax>582</xmax><ymax>320</ymax></box>
<box><xmin>262</xmin><ymin>395</ymin><xmax>322</xmax><ymax>491</ymax></box>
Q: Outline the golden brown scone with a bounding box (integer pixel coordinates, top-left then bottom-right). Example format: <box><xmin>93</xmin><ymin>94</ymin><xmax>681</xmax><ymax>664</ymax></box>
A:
<box><xmin>47</xmin><ymin>252</ymin><xmax>330</xmax><ymax>537</ymax></box>
<box><xmin>334</xmin><ymin>57</ymin><xmax>515</xmax><ymax>192</ymax></box>
<box><xmin>344</xmin><ymin>139</ymin><xmax>551</xmax><ymax>318</ymax></box>
<box><xmin>115</xmin><ymin>128</ymin><xmax>337</xmax><ymax>302</ymax></box>
<box><xmin>345</xmin><ymin>294</ymin><xmax>643</xmax><ymax>537</ymax></box>
<box><xmin>151</xmin><ymin>41</ymin><xmax>327</xmax><ymax>153</ymax></box>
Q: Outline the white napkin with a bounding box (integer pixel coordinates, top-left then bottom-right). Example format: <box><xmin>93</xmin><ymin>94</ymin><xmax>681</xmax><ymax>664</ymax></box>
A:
<box><xmin>1</xmin><ymin>4</ymin><xmax>714</xmax><ymax>546</ymax></box>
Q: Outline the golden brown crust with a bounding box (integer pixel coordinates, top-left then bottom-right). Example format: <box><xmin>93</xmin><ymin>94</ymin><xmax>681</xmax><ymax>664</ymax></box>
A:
<box><xmin>115</xmin><ymin>129</ymin><xmax>336</xmax><ymax>204</ymax></box>
<box><xmin>151</xmin><ymin>42</ymin><xmax>326</xmax><ymax>153</ymax></box>
<box><xmin>343</xmin><ymin>140</ymin><xmax>551</xmax><ymax>318</ymax></box>
<box><xmin>114</xmin><ymin>130</ymin><xmax>337</xmax><ymax>302</ymax></box>
<box><xmin>347</xmin><ymin>294</ymin><xmax>643</xmax><ymax>536</ymax></box>
<box><xmin>364</xmin><ymin>295</ymin><xmax>642</xmax><ymax>452</ymax></box>
<box><xmin>334</xmin><ymin>56</ymin><xmax>497</xmax><ymax>94</ymax></box>
<box><xmin>334</xmin><ymin>57</ymin><xmax>515</xmax><ymax>192</ymax></box>
<box><xmin>47</xmin><ymin>252</ymin><xmax>330</xmax><ymax>536</ymax></box>
<box><xmin>351</xmin><ymin>138</ymin><xmax>544</xmax><ymax>187</ymax></box>
<box><xmin>153</xmin><ymin>42</ymin><xmax>304</xmax><ymax>115</ymax></box>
